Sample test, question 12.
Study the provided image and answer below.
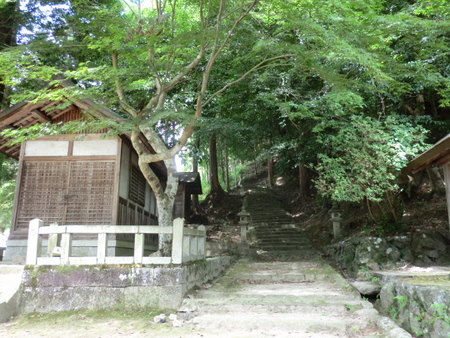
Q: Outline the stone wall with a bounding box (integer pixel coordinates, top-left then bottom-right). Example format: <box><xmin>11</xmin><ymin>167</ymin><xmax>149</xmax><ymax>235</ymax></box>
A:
<box><xmin>20</xmin><ymin>256</ymin><xmax>234</xmax><ymax>313</ymax></box>
<box><xmin>326</xmin><ymin>231</ymin><xmax>450</xmax><ymax>279</ymax></box>
<box><xmin>378</xmin><ymin>280</ymin><xmax>450</xmax><ymax>338</ymax></box>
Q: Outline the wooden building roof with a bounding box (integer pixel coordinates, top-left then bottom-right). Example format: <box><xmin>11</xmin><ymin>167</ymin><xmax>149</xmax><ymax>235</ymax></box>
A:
<box><xmin>0</xmin><ymin>85</ymin><xmax>168</xmax><ymax>177</ymax></box>
<box><xmin>0</xmin><ymin>93</ymin><xmax>119</xmax><ymax>159</ymax></box>
<box><xmin>176</xmin><ymin>172</ymin><xmax>202</xmax><ymax>195</ymax></box>
<box><xmin>407</xmin><ymin>134</ymin><xmax>450</xmax><ymax>173</ymax></box>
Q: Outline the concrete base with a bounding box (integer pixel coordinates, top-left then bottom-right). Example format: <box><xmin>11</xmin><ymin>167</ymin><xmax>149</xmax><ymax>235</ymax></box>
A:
<box><xmin>19</xmin><ymin>256</ymin><xmax>235</xmax><ymax>313</ymax></box>
<box><xmin>0</xmin><ymin>265</ymin><xmax>24</xmax><ymax>323</ymax></box>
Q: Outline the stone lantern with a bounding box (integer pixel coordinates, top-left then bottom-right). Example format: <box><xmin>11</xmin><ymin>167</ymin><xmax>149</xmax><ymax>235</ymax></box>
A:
<box><xmin>237</xmin><ymin>208</ymin><xmax>250</xmax><ymax>243</ymax></box>
<box><xmin>329</xmin><ymin>203</ymin><xmax>342</xmax><ymax>239</ymax></box>
<box><xmin>237</xmin><ymin>207</ymin><xmax>251</xmax><ymax>255</ymax></box>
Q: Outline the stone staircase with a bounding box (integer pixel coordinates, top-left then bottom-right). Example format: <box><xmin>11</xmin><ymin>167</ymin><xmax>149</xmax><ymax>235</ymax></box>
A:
<box><xmin>176</xmin><ymin>186</ymin><xmax>412</xmax><ymax>338</ymax></box>
<box><xmin>245</xmin><ymin>186</ymin><xmax>315</xmax><ymax>255</ymax></box>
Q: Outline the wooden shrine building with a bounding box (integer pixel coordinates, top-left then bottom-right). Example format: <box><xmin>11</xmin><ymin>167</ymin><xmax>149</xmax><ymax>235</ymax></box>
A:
<box><xmin>407</xmin><ymin>133</ymin><xmax>450</xmax><ymax>234</ymax></box>
<box><xmin>0</xmin><ymin>91</ymin><xmax>201</xmax><ymax>262</ymax></box>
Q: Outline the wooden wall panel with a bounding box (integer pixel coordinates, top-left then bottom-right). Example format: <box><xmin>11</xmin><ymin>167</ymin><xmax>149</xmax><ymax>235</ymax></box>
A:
<box><xmin>16</xmin><ymin>162</ymin><xmax>68</xmax><ymax>229</ymax></box>
<box><xmin>65</xmin><ymin>161</ymin><xmax>115</xmax><ymax>225</ymax></box>
<box><xmin>15</xmin><ymin>160</ymin><xmax>116</xmax><ymax>229</ymax></box>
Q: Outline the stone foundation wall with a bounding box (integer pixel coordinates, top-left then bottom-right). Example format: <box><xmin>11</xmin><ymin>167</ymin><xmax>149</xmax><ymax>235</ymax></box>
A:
<box><xmin>378</xmin><ymin>280</ymin><xmax>450</xmax><ymax>338</ymax></box>
<box><xmin>326</xmin><ymin>231</ymin><xmax>450</xmax><ymax>279</ymax></box>
<box><xmin>20</xmin><ymin>256</ymin><xmax>234</xmax><ymax>313</ymax></box>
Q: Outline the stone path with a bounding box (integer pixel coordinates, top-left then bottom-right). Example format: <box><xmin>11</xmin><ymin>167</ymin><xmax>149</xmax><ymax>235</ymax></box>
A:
<box><xmin>177</xmin><ymin>186</ymin><xmax>411</xmax><ymax>337</ymax></box>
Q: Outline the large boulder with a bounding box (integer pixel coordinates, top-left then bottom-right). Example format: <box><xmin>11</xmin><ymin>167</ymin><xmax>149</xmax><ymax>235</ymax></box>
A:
<box><xmin>378</xmin><ymin>280</ymin><xmax>450</xmax><ymax>338</ymax></box>
<box><xmin>354</xmin><ymin>237</ymin><xmax>402</xmax><ymax>272</ymax></box>
<box><xmin>411</xmin><ymin>232</ymin><xmax>450</xmax><ymax>266</ymax></box>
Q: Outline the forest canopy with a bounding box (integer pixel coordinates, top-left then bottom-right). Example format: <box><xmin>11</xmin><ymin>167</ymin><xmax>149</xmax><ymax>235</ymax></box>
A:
<box><xmin>0</xmin><ymin>0</ymin><xmax>449</xmax><ymax>227</ymax></box>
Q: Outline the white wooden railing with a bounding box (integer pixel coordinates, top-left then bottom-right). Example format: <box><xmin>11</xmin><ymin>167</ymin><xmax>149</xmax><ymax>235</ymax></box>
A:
<box><xmin>26</xmin><ymin>218</ymin><xmax>206</xmax><ymax>266</ymax></box>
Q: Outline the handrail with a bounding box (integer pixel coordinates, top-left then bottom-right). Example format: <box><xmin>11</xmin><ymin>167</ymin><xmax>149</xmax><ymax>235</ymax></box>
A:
<box><xmin>26</xmin><ymin>218</ymin><xmax>206</xmax><ymax>266</ymax></box>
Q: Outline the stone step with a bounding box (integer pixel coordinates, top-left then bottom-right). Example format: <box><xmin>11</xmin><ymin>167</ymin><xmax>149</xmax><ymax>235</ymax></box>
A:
<box><xmin>255</xmin><ymin>244</ymin><xmax>313</xmax><ymax>250</ymax></box>
<box><xmin>254</xmin><ymin>239</ymin><xmax>309</xmax><ymax>244</ymax></box>
<box><xmin>251</xmin><ymin>220</ymin><xmax>295</xmax><ymax>225</ymax></box>
<box><xmin>252</xmin><ymin>226</ymin><xmax>297</xmax><ymax>231</ymax></box>
<box><xmin>255</xmin><ymin>237</ymin><xmax>310</xmax><ymax>243</ymax></box>
<box><xmin>186</xmin><ymin>312</ymin><xmax>387</xmax><ymax>338</ymax></box>
<box><xmin>253</xmin><ymin>230</ymin><xmax>306</xmax><ymax>236</ymax></box>
<box><xmin>181</xmin><ymin>297</ymin><xmax>366</xmax><ymax>314</ymax></box>
<box><xmin>253</xmin><ymin>234</ymin><xmax>305</xmax><ymax>239</ymax></box>
<box><xmin>251</xmin><ymin>218</ymin><xmax>296</xmax><ymax>222</ymax></box>
<box><xmin>253</xmin><ymin>235</ymin><xmax>310</xmax><ymax>242</ymax></box>
<box><xmin>256</xmin><ymin>246</ymin><xmax>316</xmax><ymax>252</ymax></box>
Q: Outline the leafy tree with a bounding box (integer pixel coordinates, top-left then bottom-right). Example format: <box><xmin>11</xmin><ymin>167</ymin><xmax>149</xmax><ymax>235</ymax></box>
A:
<box><xmin>0</xmin><ymin>153</ymin><xmax>17</xmax><ymax>229</ymax></box>
<box><xmin>313</xmin><ymin>114</ymin><xmax>428</xmax><ymax>216</ymax></box>
<box><xmin>0</xmin><ymin>0</ymin><xmax>299</xmax><ymax>247</ymax></box>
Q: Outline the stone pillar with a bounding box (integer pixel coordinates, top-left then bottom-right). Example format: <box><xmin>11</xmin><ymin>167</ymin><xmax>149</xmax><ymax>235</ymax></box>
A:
<box><xmin>172</xmin><ymin>218</ymin><xmax>184</xmax><ymax>264</ymax></box>
<box><xmin>26</xmin><ymin>218</ymin><xmax>43</xmax><ymax>265</ymax></box>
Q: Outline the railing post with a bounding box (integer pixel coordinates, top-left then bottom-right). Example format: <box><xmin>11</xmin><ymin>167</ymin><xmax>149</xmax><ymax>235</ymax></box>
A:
<box><xmin>191</xmin><ymin>232</ymin><xmax>198</xmax><ymax>260</ymax></box>
<box><xmin>183</xmin><ymin>234</ymin><xmax>190</xmax><ymax>262</ymax></box>
<box><xmin>172</xmin><ymin>218</ymin><xmax>184</xmax><ymax>264</ymax></box>
<box><xmin>26</xmin><ymin>218</ymin><xmax>43</xmax><ymax>265</ymax></box>
<box><xmin>47</xmin><ymin>223</ymin><xmax>61</xmax><ymax>257</ymax></box>
<box><xmin>97</xmin><ymin>233</ymin><xmax>107</xmax><ymax>264</ymax></box>
<box><xmin>198</xmin><ymin>225</ymin><xmax>206</xmax><ymax>259</ymax></box>
<box><xmin>60</xmin><ymin>232</ymin><xmax>72</xmax><ymax>265</ymax></box>
<box><xmin>134</xmin><ymin>233</ymin><xmax>144</xmax><ymax>264</ymax></box>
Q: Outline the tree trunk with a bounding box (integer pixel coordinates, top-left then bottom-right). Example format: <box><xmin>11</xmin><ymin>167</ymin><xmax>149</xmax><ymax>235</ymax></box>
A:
<box><xmin>209</xmin><ymin>132</ymin><xmax>224</xmax><ymax>193</ymax></box>
<box><xmin>268</xmin><ymin>158</ymin><xmax>274</xmax><ymax>188</ymax></box>
<box><xmin>299</xmin><ymin>164</ymin><xmax>309</xmax><ymax>202</ymax></box>
<box><xmin>156</xmin><ymin>196</ymin><xmax>174</xmax><ymax>255</ymax></box>
<box><xmin>224</xmin><ymin>143</ymin><xmax>230</xmax><ymax>191</ymax></box>
<box><xmin>426</xmin><ymin>166</ymin><xmax>439</xmax><ymax>193</ymax></box>
<box><xmin>202</xmin><ymin>132</ymin><xmax>229</xmax><ymax>209</ymax></box>
<box><xmin>137</xmin><ymin>152</ymin><xmax>179</xmax><ymax>255</ymax></box>
<box><xmin>158</xmin><ymin>157</ymin><xmax>179</xmax><ymax>254</ymax></box>
<box><xmin>191</xmin><ymin>137</ymin><xmax>200</xmax><ymax>215</ymax></box>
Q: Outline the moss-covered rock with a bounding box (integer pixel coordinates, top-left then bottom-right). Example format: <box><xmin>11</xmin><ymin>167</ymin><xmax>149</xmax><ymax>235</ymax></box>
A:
<box><xmin>378</xmin><ymin>280</ymin><xmax>450</xmax><ymax>338</ymax></box>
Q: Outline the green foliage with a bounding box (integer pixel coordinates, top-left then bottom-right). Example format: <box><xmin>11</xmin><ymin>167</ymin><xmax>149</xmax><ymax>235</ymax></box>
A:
<box><xmin>0</xmin><ymin>118</ymin><xmax>134</xmax><ymax>145</ymax></box>
<box><xmin>0</xmin><ymin>154</ymin><xmax>17</xmax><ymax>229</ymax></box>
<box><xmin>387</xmin><ymin>295</ymin><xmax>409</xmax><ymax>320</ymax></box>
<box><xmin>1</xmin><ymin>0</ymin><xmax>450</xmax><ymax>219</ymax></box>
<box><xmin>313</xmin><ymin>115</ymin><xmax>429</xmax><ymax>202</ymax></box>
<box><xmin>430</xmin><ymin>302</ymin><xmax>450</xmax><ymax>325</ymax></box>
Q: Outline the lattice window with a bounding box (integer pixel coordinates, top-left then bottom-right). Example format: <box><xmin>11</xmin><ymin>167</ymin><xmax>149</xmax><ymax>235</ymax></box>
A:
<box><xmin>129</xmin><ymin>165</ymin><xmax>146</xmax><ymax>206</ymax></box>
<box><xmin>15</xmin><ymin>160</ymin><xmax>115</xmax><ymax>229</ymax></box>
<box><xmin>16</xmin><ymin>162</ymin><xmax>68</xmax><ymax>229</ymax></box>
<box><xmin>65</xmin><ymin>161</ymin><xmax>115</xmax><ymax>225</ymax></box>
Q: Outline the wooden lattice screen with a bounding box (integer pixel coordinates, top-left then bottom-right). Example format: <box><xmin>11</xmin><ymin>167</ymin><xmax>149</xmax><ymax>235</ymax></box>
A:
<box><xmin>15</xmin><ymin>160</ymin><xmax>115</xmax><ymax>230</ymax></box>
<box><xmin>129</xmin><ymin>165</ymin><xmax>146</xmax><ymax>206</ymax></box>
<box><xmin>65</xmin><ymin>161</ymin><xmax>115</xmax><ymax>225</ymax></box>
<box><xmin>16</xmin><ymin>162</ymin><xmax>68</xmax><ymax>229</ymax></box>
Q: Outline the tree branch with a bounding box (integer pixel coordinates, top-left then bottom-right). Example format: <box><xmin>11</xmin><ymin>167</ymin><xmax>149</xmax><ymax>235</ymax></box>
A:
<box><xmin>112</xmin><ymin>51</ymin><xmax>138</xmax><ymax>117</ymax></box>
<box><xmin>202</xmin><ymin>54</ymin><xmax>295</xmax><ymax>107</ymax></box>
<box><xmin>195</xmin><ymin>0</ymin><xmax>259</xmax><ymax>116</ymax></box>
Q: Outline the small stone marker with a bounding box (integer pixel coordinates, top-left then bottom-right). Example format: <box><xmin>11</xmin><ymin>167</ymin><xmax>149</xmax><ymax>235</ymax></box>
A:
<box><xmin>172</xmin><ymin>319</ymin><xmax>183</xmax><ymax>327</ymax></box>
<box><xmin>153</xmin><ymin>314</ymin><xmax>166</xmax><ymax>324</ymax></box>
